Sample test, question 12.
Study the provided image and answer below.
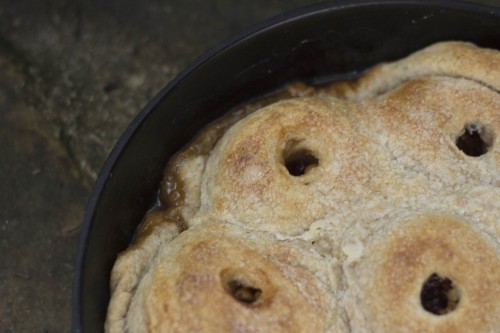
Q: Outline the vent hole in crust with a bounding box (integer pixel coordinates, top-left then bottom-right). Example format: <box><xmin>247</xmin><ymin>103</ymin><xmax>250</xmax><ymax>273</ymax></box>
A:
<box><xmin>420</xmin><ymin>273</ymin><xmax>460</xmax><ymax>315</ymax></box>
<box><xmin>456</xmin><ymin>122</ymin><xmax>493</xmax><ymax>157</ymax></box>
<box><xmin>285</xmin><ymin>151</ymin><xmax>319</xmax><ymax>176</ymax></box>
<box><xmin>283</xmin><ymin>140</ymin><xmax>319</xmax><ymax>176</ymax></box>
<box><xmin>223</xmin><ymin>276</ymin><xmax>262</xmax><ymax>305</ymax></box>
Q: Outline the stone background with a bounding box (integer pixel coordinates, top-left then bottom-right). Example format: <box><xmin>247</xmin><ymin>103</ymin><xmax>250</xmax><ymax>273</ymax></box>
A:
<box><xmin>0</xmin><ymin>0</ymin><xmax>497</xmax><ymax>332</ymax></box>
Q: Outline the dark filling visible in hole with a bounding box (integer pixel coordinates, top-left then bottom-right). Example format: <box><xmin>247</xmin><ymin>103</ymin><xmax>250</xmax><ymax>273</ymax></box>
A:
<box><xmin>456</xmin><ymin>122</ymin><xmax>492</xmax><ymax>157</ymax></box>
<box><xmin>225</xmin><ymin>279</ymin><xmax>262</xmax><ymax>304</ymax></box>
<box><xmin>420</xmin><ymin>273</ymin><xmax>460</xmax><ymax>315</ymax></box>
<box><xmin>284</xmin><ymin>149</ymin><xmax>319</xmax><ymax>176</ymax></box>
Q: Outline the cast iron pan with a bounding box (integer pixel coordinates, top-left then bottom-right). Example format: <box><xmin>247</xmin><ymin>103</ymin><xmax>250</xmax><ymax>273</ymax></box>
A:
<box><xmin>72</xmin><ymin>0</ymin><xmax>500</xmax><ymax>332</ymax></box>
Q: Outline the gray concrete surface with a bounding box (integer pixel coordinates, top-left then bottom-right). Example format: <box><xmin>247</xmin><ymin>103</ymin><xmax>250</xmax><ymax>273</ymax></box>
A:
<box><xmin>0</xmin><ymin>1</ymin><xmax>324</xmax><ymax>332</ymax></box>
<box><xmin>0</xmin><ymin>0</ymin><xmax>498</xmax><ymax>332</ymax></box>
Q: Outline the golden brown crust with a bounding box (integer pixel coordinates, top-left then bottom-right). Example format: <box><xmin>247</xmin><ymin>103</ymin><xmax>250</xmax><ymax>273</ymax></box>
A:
<box><xmin>355</xmin><ymin>76</ymin><xmax>499</xmax><ymax>186</ymax></box>
<box><xmin>344</xmin><ymin>214</ymin><xmax>500</xmax><ymax>333</ymax></box>
<box><xmin>106</xmin><ymin>221</ymin><xmax>179</xmax><ymax>333</ymax></box>
<box><xmin>324</xmin><ymin>41</ymin><xmax>500</xmax><ymax>101</ymax></box>
<box><xmin>199</xmin><ymin>97</ymin><xmax>371</xmax><ymax>235</ymax></box>
<box><xmin>126</xmin><ymin>224</ymin><xmax>346</xmax><ymax>333</ymax></box>
<box><xmin>106</xmin><ymin>41</ymin><xmax>500</xmax><ymax>333</ymax></box>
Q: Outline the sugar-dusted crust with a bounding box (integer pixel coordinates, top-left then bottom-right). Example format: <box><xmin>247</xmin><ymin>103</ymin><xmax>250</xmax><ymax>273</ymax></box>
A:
<box><xmin>198</xmin><ymin>96</ymin><xmax>371</xmax><ymax>235</ymax></box>
<box><xmin>323</xmin><ymin>41</ymin><xmax>500</xmax><ymax>101</ymax></box>
<box><xmin>105</xmin><ymin>216</ymin><xmax>180</xmax><ymax>333</ymax></box>
<box><xmin>197</xmin><ymin>75</ymin><xmax>499</xmax><ymax>237</ymax></box>
<box><xmin>106</xmin><ymin>41</ymin><xmax>500</xmax><ymax>333</ymax></box>
<box><xmin>343</xmin><ymin>213</ymin><xmax>500</xmax><ymax>333</ymax></box>
<box><xmin>125</xmin><ymin>223</ymin><xmax>347</xmax><ymax>333</ymax></box>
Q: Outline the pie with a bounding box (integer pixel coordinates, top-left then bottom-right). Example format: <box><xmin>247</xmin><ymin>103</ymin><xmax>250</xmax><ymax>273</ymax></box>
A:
<box><xmin>105</xmin><ymin>41</ymin><xmax>500</xmax><ymax>333</ymax></box>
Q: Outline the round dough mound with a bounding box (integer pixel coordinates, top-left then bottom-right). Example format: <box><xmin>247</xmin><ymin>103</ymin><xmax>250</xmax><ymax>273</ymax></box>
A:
<box><xmin>200</xmin><ymin>97</ymin><xmax>371</xmax><ymax>235</ymax></box>
<box><xmin>126</xmin><ymin>224</ymin><xmax>345</xmax><ymax>333</ymax></box>
<box><xmin>344</xmin><ymin>214</ymin><xmax>500</xmax><ymax>333</ymax></box>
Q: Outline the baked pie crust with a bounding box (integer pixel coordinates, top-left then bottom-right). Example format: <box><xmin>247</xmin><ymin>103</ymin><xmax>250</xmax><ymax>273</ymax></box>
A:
<box><xmin>106</xmin><ymin>42</ymin><xmax>500</xmax><ymax>333</ymax></box>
